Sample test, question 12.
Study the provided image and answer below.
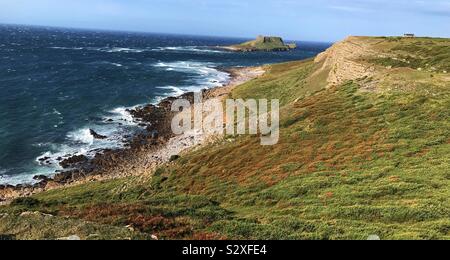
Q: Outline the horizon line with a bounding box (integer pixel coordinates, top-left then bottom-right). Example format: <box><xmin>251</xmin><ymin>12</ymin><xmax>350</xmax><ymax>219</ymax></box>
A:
<box><xmin>0</xmin><ymin>22</ymin><xmax>335</xmax><ymax>44</ymax></box>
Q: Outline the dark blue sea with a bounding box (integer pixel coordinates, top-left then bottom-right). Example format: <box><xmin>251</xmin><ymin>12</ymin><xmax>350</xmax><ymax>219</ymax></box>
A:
<box><xmin>0</xmin><ymin>24</ymin><xmax>331</xmax><ymax>185</ymax></box>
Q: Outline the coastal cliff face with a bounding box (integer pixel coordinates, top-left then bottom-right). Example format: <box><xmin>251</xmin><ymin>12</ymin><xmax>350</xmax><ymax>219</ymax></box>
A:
<box><xmin>1</xmin><ymin>36</ymin><xmax>449</xmax><ymax>240</ymax></box>
<box><xmin>314</xmin><ymin>36</ymin><xmax>449</xmax><ymax>90</ymax></box>
<box><xmin>313</xmin><ymin>36</ymin><xmax>378</xmax><ymax>87</ymax></box>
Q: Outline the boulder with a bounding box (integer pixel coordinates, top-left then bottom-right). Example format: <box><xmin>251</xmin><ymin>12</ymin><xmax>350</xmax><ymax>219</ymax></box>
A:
<box><xmin>90</xmin><ymin>129</ymin><xmax>107</xmax><ymax>140</ymax></box>
<box><xmin>33</xmin><ymin>175</ymin><xmax>50</xmax><ymax>182</ymax></box>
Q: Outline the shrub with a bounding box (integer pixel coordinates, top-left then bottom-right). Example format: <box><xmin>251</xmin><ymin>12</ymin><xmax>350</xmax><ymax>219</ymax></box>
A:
<box><xmin>10</xmin><ymin>197</ymin><xmax>41</xmax><ymax>208</ymax></box>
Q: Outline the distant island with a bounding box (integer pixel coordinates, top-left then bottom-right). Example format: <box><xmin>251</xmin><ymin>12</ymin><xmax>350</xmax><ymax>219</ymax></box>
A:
<box><xmin>223</xmin><ymin>35</ymin><xmax>297</xmax><ymax>52</ymax></box>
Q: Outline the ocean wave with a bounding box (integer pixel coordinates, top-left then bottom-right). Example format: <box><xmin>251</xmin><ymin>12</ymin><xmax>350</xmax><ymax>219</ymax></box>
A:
<box><xmin>89</xmin><ymin>61</ymin><xmax>126</xmax><ymax>68</ymax></box>
<box><xmin>50</xmin><ymin>46</ymin><xmax>225</xmax><ymax>54</ymax></box>
<box><xmin>0</xmin><ymin>171</ymin><xmax>37</xmax><ymax>186</ymax></box>
<box><xmin>53</xmin><ymin>108</ymin><xmax>62</xmax><ymax>116</ymax></box>
<box><xmin>49</xmin><ymin>47</ymin><xmax>84</xmax><ymax>50</ymax></box>
<box><xmin>95</xmin><ymin>47</ymin><xmax>146</xmax><ymax>53</ymax></box>
<box><xmin>109</xmin><ymin>106</ymin><xmax>138</xmax><ymax>125</ymax></box>
<box><xmin>154</xmin><ymin>61</ymin><xmax>230</xmax><ymax>89</ymax></box>
<box><xmin>50</xmin><ymin>46</ymin><xmax>147</xmax><ymax>53</ymax></box>
<box><xmin>67</xmin><ymin>128</ymin><xmax>95</xmax><ymax>145</ymax></box>
<box><xmin>156</xmin><ymin>86</ymin><xmax>186</xmax><ymax>97</ymax></box>
<box><xmin>152</xmin><ymin>46</ymin><xmax>226</xmax><ymax>54</ymax></box>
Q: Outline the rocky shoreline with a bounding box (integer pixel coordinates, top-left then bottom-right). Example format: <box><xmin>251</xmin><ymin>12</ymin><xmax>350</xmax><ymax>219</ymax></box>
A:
<box><xmin>0</xmin><ymin>66</ymin><xmax>265</xmax><ymax>204</ymax></box>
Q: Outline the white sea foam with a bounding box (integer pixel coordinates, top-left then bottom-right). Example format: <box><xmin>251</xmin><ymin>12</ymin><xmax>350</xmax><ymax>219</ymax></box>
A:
<box><xmin>105</xmin><ymin>47</ymin><xmax>145</xmax><ymax>53</ymax></box>
<box><xmin>109</xmin><ymin>106</ymin><xmax>138</xmax><ymax>125</ymax></box>
<box><xmin>91</xmin><ymin>61</ymin><xmax>125</xmax><ymax>68</ymax></box>
<box><xmin>50</xmin><ymin>47</ymin><xmax>84</xmax><ymax>50</ymax></box>
<box><xmin>156</xmin><ymin>86</ymin><xmax>185</xmax><ymax>96</ymax></box>
<box><xmin>68</xmin><ymin>128</ymin><xmax>95</xmax><ymax>145</ymax></box>
<box><xmin>153</xmin><ymin>61</ymin><xmax>230</xmax><ymax>90</ymax></box>
<box><xmin>0</xmin><ymin>172</ymin><xmax>37</xmax><ymax>186</ymax></box>
<box><xmin>87</xmin><ymin>47</ymin><xmax>146</xmax><ymax>53</ymax></box>
<box><xmin>50</xmin><ymin>46</ymin><xmax>225</xmax><ymax>54</ymax></box>
<box><xmin>152</xmin><ymin>46</ymin><xmax>226</xmax><ymax>54</ymax></box>
<box><xmin>53</xmin><ymin>108</ymin><xmax>62</xmax><ymax>116</ymax></box>
<box><xmin>50</xmin><ymin>46</ymin><xmax>147</xmax><ymax>53</ymax></box>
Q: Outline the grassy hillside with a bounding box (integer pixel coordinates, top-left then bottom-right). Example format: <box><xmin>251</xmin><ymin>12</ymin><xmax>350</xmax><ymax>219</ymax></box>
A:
<box><xmin>1</xmin><ymin>37</ymin><xmax>449</xmax><ymax>240</ymax></box>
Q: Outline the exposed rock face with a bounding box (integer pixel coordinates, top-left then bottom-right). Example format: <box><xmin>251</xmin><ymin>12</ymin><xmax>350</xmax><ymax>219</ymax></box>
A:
<box><xmin>313</xmin><ymin>36</ymin><xmax>377</xmax><ymax>87</ymax></box>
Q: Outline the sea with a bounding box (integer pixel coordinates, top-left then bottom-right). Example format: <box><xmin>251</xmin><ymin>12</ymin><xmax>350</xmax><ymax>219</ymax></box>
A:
<box><xmin>0</xmin><ymin>24</ymin><xmax>331</xmax><ymax>185</ymax></box>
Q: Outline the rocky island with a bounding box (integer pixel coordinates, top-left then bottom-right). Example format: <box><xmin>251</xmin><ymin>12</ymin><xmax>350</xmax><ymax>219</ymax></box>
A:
<box><xmin>223</xmin><ymin>35</ymin><xmax>297</xmax><ymax>52</ymax></box>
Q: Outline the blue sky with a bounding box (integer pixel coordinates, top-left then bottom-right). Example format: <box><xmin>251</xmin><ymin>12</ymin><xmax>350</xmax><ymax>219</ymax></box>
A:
<box><xmin>0</xmin><ymin>0</ymin><xmax>449</xmax><ymax>41</ymax></box>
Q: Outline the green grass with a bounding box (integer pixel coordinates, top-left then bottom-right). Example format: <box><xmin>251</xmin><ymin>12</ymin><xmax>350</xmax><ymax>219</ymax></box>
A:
<box><xmin>1</xmin><ymin>37</ymin><xmax>449</xmax><ymax>240</ymax></box>
<box><xmin>231</xmin><ymin>59</ymin><xmax>326</xmax><ymax>106</ymax></box>
<box><xmin>370</xmin><ymin>37</ymin><xmax>450</xmax><ymax>71</ymax></box>
<box><xmin>0</xmin><ymin>210</ymin><xmax>149</xmax><ymax>240</ymax></box>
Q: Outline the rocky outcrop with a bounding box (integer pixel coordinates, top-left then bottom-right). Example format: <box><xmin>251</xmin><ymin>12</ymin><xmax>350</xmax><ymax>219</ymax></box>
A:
<box><xmin>90</xmin><ymin>129</ymin><xmax>107</xmax><ymax>140</ymax></box>
<box><xmin>59</xmin><ymin>155</ymin><xmax>89</xmax><ymax>169</ymax></box>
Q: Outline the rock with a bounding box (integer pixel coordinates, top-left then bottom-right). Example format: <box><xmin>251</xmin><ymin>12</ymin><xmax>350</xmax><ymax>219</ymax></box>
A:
<box><xmin>33</xmin><ymin>175</ymin><xmax>50</xmax><ymax>182</ymax></box>
<box><xmin>151</xmin><ymin>234</ymin><xmax>159</xmax><ymax>240</ymax></box>
<box><xmin>367</xmin><ymin>235</ymin><xmax>381</xmax><ymax>240</ymax></box>
<box><xmin>19</xmin><ymin>211</ymin><xmax>34</xmax><ymax>217</ymax></box>
<box><xmin>52</xmin><ymin>171</ymin><xmax>73</xmax><ymax>183</ymax></box>
<box><xmin>38</xmin><ymin>157</ymin><xmax>50</xmax><ymax>162</ymax></box>
<box><xmin>125</xmin><ymin>225</ymin><xmax>135</xmax><ymax>232</ymax></box>
<box><xmin>151</xmin><ymin>130</ymin><xmax>159</xmax><ymax>139</ymax></box>
<box><xmin>169</xmin><ymin>155</ymin><xmax>180</xmax><ymax>162</ymax></box>
<box><xmin>89</xmin><ymin>129</ymin><xmax>107</xmax><ymax>140</ymax></box>
<box><xmin>15</xmin><ymin>184</ymin><xmax>33</xmax><ymax>190</ymax></box>
<box><xmin>59</xmin><ymin>155</ymin><xmax>89</xmax><ymax>169</ymax></box>
<box><xmin>19</xmin><ymin>211</ymin><xmax>53</xmax><ymax>218</ymax></box>
<box><xmin>0</xmin><ymin>213</ymin><xmax>9</xmax><ymax>218</ymax></box>
<box><xmin>57</xmin><ymin>235</ymin><xmax>81</xmax><ymax>240</ymax></box>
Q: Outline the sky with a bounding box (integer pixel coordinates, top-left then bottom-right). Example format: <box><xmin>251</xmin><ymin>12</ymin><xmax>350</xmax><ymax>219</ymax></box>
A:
<box><xmin>0</xmin><ymin>0</ymin><xmax>449</xmax><ymax>42</ymax></box>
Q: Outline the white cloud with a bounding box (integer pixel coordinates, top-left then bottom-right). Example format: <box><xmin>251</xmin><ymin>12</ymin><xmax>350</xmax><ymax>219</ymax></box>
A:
<box><xmin>328</xmin><ymin>5</ymin><xmax>371</xmax><ymax>13</ymax></box>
